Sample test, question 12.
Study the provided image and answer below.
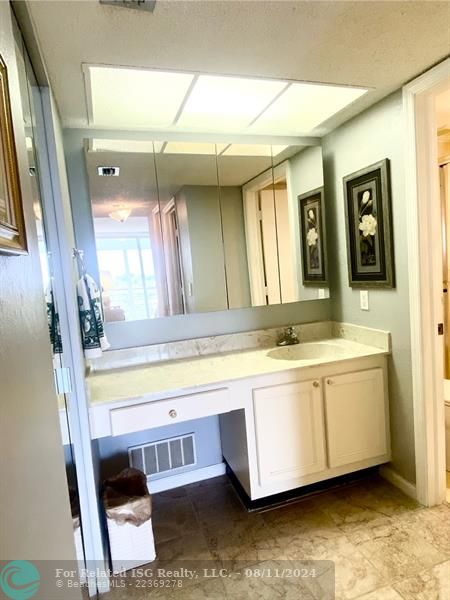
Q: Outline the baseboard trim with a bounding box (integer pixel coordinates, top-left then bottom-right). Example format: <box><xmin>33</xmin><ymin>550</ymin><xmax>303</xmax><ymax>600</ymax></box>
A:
<box><xmin>379</xmin><ymin>465</ymin><xmax>418</xmax><ymax>500</ymax></box>
<box><xmin>147</xmin><ymin>463</ymin><xmax>226</xmax><ymax>494</ymax></box>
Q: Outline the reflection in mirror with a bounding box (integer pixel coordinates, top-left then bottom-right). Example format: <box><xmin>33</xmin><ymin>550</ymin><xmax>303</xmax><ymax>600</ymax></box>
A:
<box><xmin>153</xmin><ymin>142</ymin><xmax>226</xmax><ymax>315</ymax></box>
<box><xmin>86</xmin><ymin>144</ymin><xmax>165</xmax><ymax>322</ymax></box>
<box><xmin>216</xmin><ymin>143</ymin><xmax>274</xmax><ymax>308</ymax></box>
<box><xmin>85</xmin><ymin>140</ymin><xmax>329</xmax><ymax>323</ymax></box>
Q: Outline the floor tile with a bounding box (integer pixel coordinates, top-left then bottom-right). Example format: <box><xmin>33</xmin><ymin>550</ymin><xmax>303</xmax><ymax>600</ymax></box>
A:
<box><xmin>152</xmin><ymin>497</ymin><xmax>199</xmax><ymax>544</ymax></box>
<box><xmin>354</xmin><ymin>586</ymin><xmax>404</xmax><ymax>599</ymax></box>
<box><xmin>204</xmin><ymin>516</ymin><xmax>288</xmax><ymax>568</ymax></box>
<box><xmin>352</xmin><ymin>524</ymin><xmax>443</xmax><ymax>581</ymax></box>
<box><xmin>393</xmin><ymin>559</ymin><xmax>450</xmax><ymax>599</ymax></box>
<box><xmin>285</xmin><ymin>534</ymin><xmax>384</xmax><ymax>599</ymax></box>
<box><xmin>396</xmin><ymin>503</ymin><xmax>450</xmax><ymax>556</ymax></box>
<box><xmin>155</xmin><ymin>531</ymin><xmax>214</xmax><ymax>563</ymax></box>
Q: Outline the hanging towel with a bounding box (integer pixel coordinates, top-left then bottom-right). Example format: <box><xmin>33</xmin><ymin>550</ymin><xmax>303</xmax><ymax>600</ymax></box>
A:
<box><xmin>46</xmin><ymin>285</ymin><xmax>63</xmax><ymax>356</ymax></box>
<box><xmin>77</xmin><ymin>274</ymin><xmax>110</xmax><ymax>359</ymax></box>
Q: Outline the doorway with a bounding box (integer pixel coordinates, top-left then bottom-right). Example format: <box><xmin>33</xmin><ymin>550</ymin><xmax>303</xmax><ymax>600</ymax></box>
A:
<box><xmin>404</xmin><ymin>58</ymin><xmax>450</xmax><ymax>507</ymax></box>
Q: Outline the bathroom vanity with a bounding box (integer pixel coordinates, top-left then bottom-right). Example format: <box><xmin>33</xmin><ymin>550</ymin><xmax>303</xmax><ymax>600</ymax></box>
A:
<box><xmin>87</xmin><ymin>322</ymin><xmax>391</xmax><ymax>501</ymax></box>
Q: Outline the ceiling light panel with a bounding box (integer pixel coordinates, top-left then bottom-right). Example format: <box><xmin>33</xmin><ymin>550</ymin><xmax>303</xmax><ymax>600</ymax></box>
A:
<box><xmin>86</xmin><ymin>66</ymin><xmax>194</xmax><ymax>129</ymax></box>
<box><xmin>163</xmin><ymin>141</ymin><xmax>229</xmax><ymax>155</ymax></box>
<box><xmin>249</xmin><ymin>83</ymin><xmax>368</xmax><ymax>135</ymax></box>
<box><xmin>176</xmin><ymin>75</ymin><xmax>286</xmax><ymax>132</ymax></box>
<box><xmin>163</xmin><ymin>141</ymin><xmax>216</xmax><ymax>155</ymax></box>
<box><xmin>91</xmin><ymin>139</ymin><xmax>163</xmax><ymax>153</ymax></box>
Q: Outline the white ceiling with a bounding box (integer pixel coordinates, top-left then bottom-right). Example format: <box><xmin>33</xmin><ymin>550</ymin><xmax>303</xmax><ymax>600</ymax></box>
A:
<box><xmin>27</xmin><ymin>0</ymin><xmax>450</xmax><ymax>136</ymax></box>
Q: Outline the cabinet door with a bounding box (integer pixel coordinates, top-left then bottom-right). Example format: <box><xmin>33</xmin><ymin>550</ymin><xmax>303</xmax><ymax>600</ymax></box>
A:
<box><xmin>324</xmin><ymin>368</ymin><xmax>388</xmax><ymax>468</ymax></box>
<box><xmin>253</xmin><ymin>380</ymin><xmax>326</xmax><ymax>486</ymax></box>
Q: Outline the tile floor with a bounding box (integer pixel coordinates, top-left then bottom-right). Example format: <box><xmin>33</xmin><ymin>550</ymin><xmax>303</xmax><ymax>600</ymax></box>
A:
<box><xmin>102</xmin><ymin>474</ymin><xmax>450</xmax><ymax>599</ymax></box>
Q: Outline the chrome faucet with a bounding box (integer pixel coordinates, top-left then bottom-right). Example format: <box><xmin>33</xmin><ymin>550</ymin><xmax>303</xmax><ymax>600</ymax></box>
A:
<box><xmin>277</xmin><ymin>326</ymin><xmax>299</xmax><ymax>346</ymax></box>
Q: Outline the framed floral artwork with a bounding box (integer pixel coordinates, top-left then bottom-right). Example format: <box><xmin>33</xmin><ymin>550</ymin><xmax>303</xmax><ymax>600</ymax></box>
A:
<box><xmin>298</xmin><ymin>186</ymin><xmax>327</xmax><ymax>285</ymax></box>
<box><xmin>0</xmin><ymin>53</ymin><xmax>27</xmax><ymax>254</ymax></box>
<box><xmin>343</xmin><ymin>159</ymin><xmax>394</xmax><ymax>288</ymax></box>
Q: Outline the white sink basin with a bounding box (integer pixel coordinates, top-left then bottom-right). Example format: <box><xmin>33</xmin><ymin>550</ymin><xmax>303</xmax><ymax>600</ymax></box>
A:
<box><xmin>267</xmin><ymin>342</ymin><xmax>348</xmax><ymax>362</ymax></box>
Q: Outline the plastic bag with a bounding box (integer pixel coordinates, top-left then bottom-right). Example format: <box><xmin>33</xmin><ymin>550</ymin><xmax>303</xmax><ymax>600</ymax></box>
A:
<box><xmin>103</xmin><ymin>468</ymin><xmax>152</xmax><ymax>527</ymax></box>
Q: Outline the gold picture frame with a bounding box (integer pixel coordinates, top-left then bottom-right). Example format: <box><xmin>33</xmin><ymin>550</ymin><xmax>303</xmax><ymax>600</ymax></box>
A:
<box><xmin>0</xmin><ymin>53</ymin><xmax>27</xmax><ymax>254</ymax></box>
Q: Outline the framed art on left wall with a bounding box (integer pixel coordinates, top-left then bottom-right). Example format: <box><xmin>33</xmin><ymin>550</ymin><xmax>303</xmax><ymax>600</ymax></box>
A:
<box><xmin>0</xmin><ymin>53</ymin><xmax>27</xmax><ymax>254</ymax></box>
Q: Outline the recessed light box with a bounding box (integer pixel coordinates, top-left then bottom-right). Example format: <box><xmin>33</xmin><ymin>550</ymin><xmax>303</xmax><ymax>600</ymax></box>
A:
<box><xmin>249</xmin><ymin>83</ymin><xmax>367</xmax><ymax>135</ymax></box>
<box><xmin>176</xmin><ymin>75</ymin><xmax>286</xmax><ymax>133</ymax></box>
<box><xmin>86</xmin><ymin>66</ymin><xmax>193</xmax><ymax>129</ymax></box>
<box><xmin>85</xmin><ymin>65</ymin><xmax>368</xmax><ymax>135</ymax></box>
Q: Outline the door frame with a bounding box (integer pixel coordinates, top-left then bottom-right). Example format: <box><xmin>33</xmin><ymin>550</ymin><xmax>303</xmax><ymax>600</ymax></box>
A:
<box><xmin>404</xmin><ymin>58</ymin><xmax>450</xmax><ymax>506</ymax></box>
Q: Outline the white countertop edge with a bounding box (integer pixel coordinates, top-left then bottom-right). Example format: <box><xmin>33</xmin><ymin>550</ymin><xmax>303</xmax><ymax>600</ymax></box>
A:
<box><xmin>88</xmin><ymin>338</ymin><xmax>389</xmax><ymax>408</ymax></box>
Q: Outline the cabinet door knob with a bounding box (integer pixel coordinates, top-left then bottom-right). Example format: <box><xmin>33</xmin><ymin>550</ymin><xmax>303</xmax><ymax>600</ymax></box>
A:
<box><xmin>169</xmin><ymin>409</ymin><xmax>177</xmax><ymax>418</ymax></box>
<box><xmin>327</xmin><ymin>379</ymin><xmax>334</xmax><ymax>385</ymax></box>
<box><xmin>313</xmin><ymin>380</ymin><xmax>320</xmax><ymax>388</ymax></box>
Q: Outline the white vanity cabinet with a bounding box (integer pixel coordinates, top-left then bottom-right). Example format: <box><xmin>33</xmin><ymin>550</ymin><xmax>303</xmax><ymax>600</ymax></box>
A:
<box><xmin>88</xmin><ymin>344</ymin><xmax>390</xmax><ymax>502</ymax></box>
<box><xmin>220</xmin><ymin>354</ymin><xmax>390</xmax><ymax>500</ymax></box>
<box><xmin>253</xmin><ymin>379</ymin><xmax>326</xmax><ymax>486</ymax></box>
<box><xmin>324</xmin><ymin>368</ymin><xmax>388</xmax><ymax>468</ymax></box>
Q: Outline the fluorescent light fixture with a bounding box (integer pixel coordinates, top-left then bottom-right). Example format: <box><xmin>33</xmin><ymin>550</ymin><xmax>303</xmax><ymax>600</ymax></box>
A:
<box><xmin>249</xmin><ymin>82</ymin><xmax>368</xmax><ymax>135</ymax></box>
<box><xmin>91</xmin><ymin>139</ymin><xmax>164</xmax><ymax>153</ymax></box>
<box><xmin>176</xmin><ymin>75</ymin><xmax>286</xmax><ymax>132</ymax></box>
<box><xmin>109</xmin><ymin>206</ymin><xmax>132</xmax><ymax>223</ymax></box>
<box><xmin>85</xmin><ymin>65</ymin><xmax>368</xmax><ymax>135</ymax></box>
<box><xmin>86</xmin><ymin>66</ymin><xmax>193</xmax><ymax>128</ymax></box>
<box><xmin>222</xmin><ymin>144</ymin><xmax>288</xmax><ymax>157</ymax></box>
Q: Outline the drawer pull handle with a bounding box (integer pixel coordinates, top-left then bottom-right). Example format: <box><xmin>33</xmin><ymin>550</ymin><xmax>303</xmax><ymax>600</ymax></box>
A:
<box><xmin>313</xmin><ymin>380</ymin><xmax>320</xmax><ymax>388</ymax></box>
<box><xmin>327</xmin><ymin>379</ymin><xmax>334</xmax><ymax>385</ymax></box>
<box><xmin>169</xmin><ymin>409</ymin><xmax>177</xmax><ymax>418</ymax></box>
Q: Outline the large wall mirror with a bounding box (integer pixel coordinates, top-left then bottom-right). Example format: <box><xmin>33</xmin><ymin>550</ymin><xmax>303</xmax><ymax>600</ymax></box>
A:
<box><xmin>84</xmin><ymin>139</ymin><xmax>329</xmax><ymax>323</ymax></box>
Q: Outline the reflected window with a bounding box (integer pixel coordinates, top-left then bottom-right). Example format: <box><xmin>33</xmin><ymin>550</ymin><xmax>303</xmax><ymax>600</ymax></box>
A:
<box><xmin>96</xmin><ymin>234</ymin><xmax>158</xmax><ymax>321</ymax></box>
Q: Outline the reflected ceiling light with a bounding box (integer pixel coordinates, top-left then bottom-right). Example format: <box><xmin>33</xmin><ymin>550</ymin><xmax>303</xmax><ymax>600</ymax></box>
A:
<box><xmin>163</xmin><ymin>141</ymin><xmax>227</xmax><ymax>155</ymax></box>
<box><xmin>176</xmin><ymin>75</ymin><xmax>286</xmax><ymax>132</ymax></box>
<box><xmin>109</xmin><ymin>205</ymin><xmax>132</xmax><ymax>223</ymax></box>
<box><xmin>91</xmin><ymin>139</ymin><xmax>164</xmax><ymax>153</ymax></box>
<box><xmin>249</xmin><ymin>83</ymin><xmax>367</xmax><ymax>134</ymax></box>
<box><xmin>85</xmin><ymin>65</ymin><xmax>194</xmax><ymax>128</ymax></box>
<box><xmin>222</xmin><ymin>144</ymin><xmax>288</xmax><ymax>157</ymax></box>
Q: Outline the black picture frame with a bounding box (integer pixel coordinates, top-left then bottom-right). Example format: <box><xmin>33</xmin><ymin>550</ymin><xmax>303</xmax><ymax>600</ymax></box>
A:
<box><xmin>298</xmin><ymin>186</ymin><xmax>327</xmax><ymax>286</ymax></box>
<box><xmin>343</xmin><ymin>159</ymin><xmax>395</xmax><ymax>288</ymax></box>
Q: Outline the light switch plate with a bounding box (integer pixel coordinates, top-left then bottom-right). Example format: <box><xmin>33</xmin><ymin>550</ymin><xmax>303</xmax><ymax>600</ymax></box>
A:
<box><xmin>360</xmin><ymin>290</ymin><xmax>369</xmax><ymax>311</ymax></box>
<box><xmin>318</xmin><ymin>288</ymin><xmax>326</xmax><ymax>299</ymax></box>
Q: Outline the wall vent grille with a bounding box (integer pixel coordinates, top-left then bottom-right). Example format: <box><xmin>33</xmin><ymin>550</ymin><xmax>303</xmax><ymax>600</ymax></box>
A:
<box><xmin>129</xmin><ymin>434</ymin><xmax>196</xmax><ymax>476</ymax></box>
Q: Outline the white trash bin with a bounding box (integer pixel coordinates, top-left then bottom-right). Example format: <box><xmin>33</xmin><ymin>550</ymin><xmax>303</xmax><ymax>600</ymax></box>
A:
<box><xmin>103</xmin><ymin>468</ymin><xmax>156</xmax><ymax>573</ymax></box>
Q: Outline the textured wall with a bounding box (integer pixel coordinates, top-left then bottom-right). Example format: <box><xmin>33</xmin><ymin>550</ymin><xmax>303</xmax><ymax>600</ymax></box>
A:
<box><xmin>0</xmin><ymin>1</ymin><xmax>79</xmax><ymax>573</ymax></box>
<box><xmin>323</xmin><ymin>91</ymin><xmax>416</xmax><ymax>484</ymax></box>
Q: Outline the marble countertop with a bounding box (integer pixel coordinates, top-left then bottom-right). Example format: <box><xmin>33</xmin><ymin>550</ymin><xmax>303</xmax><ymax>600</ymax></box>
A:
<box><xmin>87</xmin><ymin>337</ymin><xmax>388</xmax><ymax>407</ymax></box>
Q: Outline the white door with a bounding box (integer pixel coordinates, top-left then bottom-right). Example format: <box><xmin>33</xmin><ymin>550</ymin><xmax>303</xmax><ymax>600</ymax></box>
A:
<box><xmin>274</xmin><ymin>187</ymin><xmax>298</xmax><ymax>304</ymax></box>
<box><xmin>253</xmin><ymin>379</ymin><xmax>326</xmax><ymax>486</ymax></box>
<box><xmin>259</xmin><ymin>189</ymin><xmax>281</xmax><ymax>305</ymax></box>
<box><xmin>324</xmin><ymin>368</ymin><xmax>388</xmax><ymax>468</ymax></box>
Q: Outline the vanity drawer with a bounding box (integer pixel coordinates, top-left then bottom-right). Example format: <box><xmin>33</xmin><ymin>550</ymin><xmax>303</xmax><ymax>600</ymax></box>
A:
<box><xmin>110</xmin><ymin>388</ymin><xmax>230</xmax><ymax>436</ymax></box>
